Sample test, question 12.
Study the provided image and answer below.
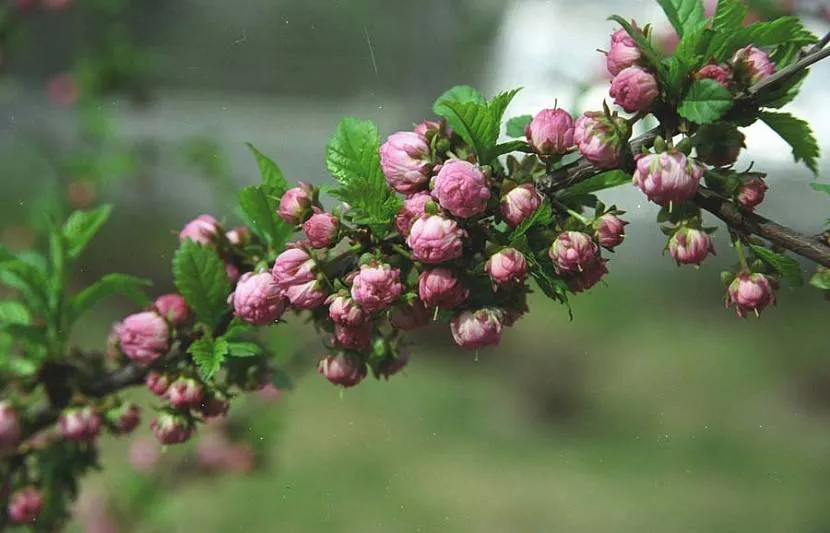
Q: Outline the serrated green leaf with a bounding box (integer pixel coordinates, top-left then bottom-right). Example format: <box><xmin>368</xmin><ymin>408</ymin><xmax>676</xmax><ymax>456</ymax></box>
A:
<box><xmin>713</xmin><ymin>17</ymin><xmax>817</xmax><ymax>60</ymax></box>
<box><xmin>238</xmin><ymin>185</ymin><xmax>280</xmax><ymax>248</ymax></box>
<box><xmin>489</xmin><ymin>89</ymin><xmax>522</xmax><ymax>132</ymax></box>
<box><xmin>188</xmin><ymin>336</ymin><xmax>229</xmax><ymax>380</ymax></box>
<box><xmin>0</xmin><ymin>300</ymin><xmax>31</xmax><ymax>326</ymax></box>
<box><xmin>510</xmin><ymin>200</ymin><xmax>554</xmax><ymax>241</ymax></box>
<box><xmin>325</xmin><ymin>117</ymin><xmax>402</xmax><ymax>230</ymax></box>
<box><xmin>750</xmin><ymin>245</ymin><xmax>803</xmax><ymax>286</ymax></box>
<box><xmin>810</xmin><ymin>183</ymin><xmax>830</xmax><ymax>195</ymax></box>
<box><xmin>431</xmin><ymin>86</ymin><xmax>485</xmax><ymax>114</ymax></box>
<box><xmin>62</xmin><ymin>204</ymin><xmax>113</xmax><ymax>259</ymax></box>
<box><xmin>526</xmin><ymin>254</ymin><xmax>571</xmax><ymax>311</ymax></box>
<box><xmin>226</xmin><ymin>341</ymin><xmax>263</xmax><ymax>358</ymax></box>
<box><xmin>560</xmin><ymin>170</ymin><xmax>632</xmax><ymax>198</ymax></box>
<box><xmin>656</xmin><ymin>0</ymin><xmax>705</xmax><ymax>38</ymax></box>
<box><xmin>506</xmin><ymin>115</ymin><xmax>532</xmax><ymax>138</ymax></box>
<box><xmin>769</xmin><ymin>42</ymin><xmax>803</xmax><ymax>69</ymax></box>
<box><xmin>759</xmin><ymin>69</ymin><xmax>807</xmax><ymax>109</ymax></box>
<box><xmin>0</xmin><ymin>260</ymin><xmax>49</xmax><ymax>312</ymax></box>
<box><xmin>245</xmin><ymin>143</ymin><xmax>288</xmax><ymax>199</ymax></box>
<box><xmin>67</xmin><ymin>274</ymin><xmax>152</xmax><ymax>324</ymax></box>
<box><xmin>809</xmin><ymin>269</ymin><xmax>830</xmax><ymax>290</ymax></box>
<box><xmin>759</xmin><ymin>111</ymin><xmax>820</xmax><ymax>175</ymax></box>
<box><xmin>678</xmin><ymin>79</ymin><xmax>734</xmax><ymax>124</ymax></box>
<box><xmin>711</xmin><ymin>0</ymin><xmax>747</xmax><ymax>33</ymax></box>
<box><xmin>493</xmin><ymin>140</ymin><xmax>529</xmax><ymax>157</ymax></box>
<box><xmin>173</xmin><ymin>240</ymin><xmax>230</xmax><ymax>326</ymax></box>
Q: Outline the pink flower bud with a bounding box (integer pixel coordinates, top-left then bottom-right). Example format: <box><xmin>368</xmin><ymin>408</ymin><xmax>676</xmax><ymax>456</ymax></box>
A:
<box><xmin>334</xmin><ymin>323</ymin><xmax>374</xmax><ymax>350</ymax></box>
<box><xmin>395</xmin><ymin>191</ymin><xmax>433</xmax><ymax>236</ymax></box>
<box><xmin>432</xmin><ymin>160</ymin><xmax>491</xmax><ymax>218</ymax></box>
<box><xmin>389</xmin><ymin>301</ymin><xmax>431</xmax><ymax>331</ymax></box>
<box><xmin>59</xmin><ymin>406</ymin><xmax>101</xmax><ymax>441</ymax></box>
<box><xmin>499</xmin><ymin>183</ymin><xmax>542</xmax><ymax>228</ymax></box>
<box><xmin>606</xmin><ymin>28</ymin><xmax>641</xmax><ymax>76</ymax></box>
<box><xmin>285</xmin><ymin>279</ymin><xmax>328</xmax><ymax>310</ymax></box>
<box><xmin>668</xmin><ymin>227</ymin><xmax>715</xmax><ymax>265</ymax></box>
<box><xmin>151</xmin><ymin>412</ymin><xmax>193</xmax><ymax>445</ymax></box>
<box><xmin>737</xmin><ymin>174</ymin><xmax>768</xmax><ymax>211</ymax></box>
<box><xmin>225</xmin><ymin>226</ymin><xmax>252</xmax><ymax>247</ymax></box>
<box><xmin>278</xmin><ymin>183</ymin><xmax>315</xmax><ymax>225</ymax></box>
<box><xmin>47</xmin><ymin>72</ymin><xmax>79</xmax><ymax>107</ymax></box>
<box><xmin>199</xmin><ymin>393</ymin><xmax>230</xmax><ymax>419</ymax></box>
<box><xmin>107</xmin><ymin>403</ymin><xmax>141</xmax><ymax>435</ymax></box>
<box><xmin>696</xmin><ymin>63</ymin><xmax>733</xmax><ymax>89</ymax></box>
<box><xmin>231</xmin><ymin>272</ymin><xmax>287</xmax><ymax>325</ymax></box>
<box><xmin>303</xmin><ymin>212</ymin><xmax>339</xmax><ymax>248</ymax></box>
<box><xmin>418</xmin><ymin>268</ymin><xmax>468</xmax><ymax>309</ymax></box>
<box><xmin>609</xmin><ymin>66</ymin><xmax>659</xmax><ymax>113</ymax></box>
<box><xmin>414</xmin><ymin>120</ymin><xmax>447</xmax><ymax>141</ymax></box>
<box><xmin>8</xmin><ymin>487</ymin><xmax>42</xmax><ymax>524</ymax></box>
<box><xmin>225</xmin><ymin>262</ymin><xmax>241</xmax><ymax>284</ymax></box>
<box><xmin>115</xmin><ymin>312</ymin><xmax>169</xmax><ymax>366</ymax></box>
<box><xmin>632</xmin><ymin>150</ymin><xmax>703</xmax><ymax>206</ymax></box>
<box><xmin>732</xmin><ymin>45</ymin><xmax>775</xmax><ymax>85</ymax></box>
<box><xmin>145</xmin><ymin>371</ymin><xmax>170</xmax><ymax>396</ymax></box>
<box><xmin>566</xmin><ymin>260</ymin><xmax>609</xmax><ymax>293</ymax></box>
<box><xmin>595</xmin><ymin>213</ymin><xmax>628</xmax><ymax>250</ymax></box>
<box><xmin>272</xmin><ymin>248</ymin><xmax>316</xmax><ymax>290</ymax></box>
<box><xmin>450</xmin><ymin>308</ymin><xmax>504</xmax><ymax>350</ymax></box>
<box><xmin>549</xmin><ymin>231</ymin><xmax>600</xmax><ymax>273</ymax></box>
<box><xmin>168</xmin><ymin>377</ymin><xmax>205</xmax><ymax>410</ymax></box>
<box><xmin>128</xmin><ymin>437</ymin><xmax>160</xmax><ymax>473</ymax></box>
<box><xmin>727</xmin><ymin>272</ymin><xmax>776</xmax><ymax>318</ymax></box>
<box><xmin>351</xmin><ymin>263</ymin><xmax>403</xmax><ymax>313</ymax></box>
<box><xmin>178</xmin><ymin>214</ymin><xmax>221</xmax><ymax>246</ymax></box>
<box><xmin>318</xmin><ymin>354</ymin><xmax>366</xmax><ymax>387</ymax></box>
<box><xmin>153</xmin><ymin>294</ymin><xmax>189</xmax><ymax>327</ymax></box>
<box><xmin>0</xmin><ymin>402</ymin><xmax>20</xmax><ymax>449</ymax></box>
<box><xmin>379</xmin><ymin>131</ymin><xmax>432</xmax><ymax>194</ymax></box>
<box><xmin>406</xmin><ymin>214</ymin><xmax>466</xmax><ymax>263</ymax></box>
<box><xmin>377</xmin><ymin>347</ymin><xmax>411</xmax><ymax>380</ymax></box>
<box><xmin>485</xmin><ymin>248</ymin><xmax>528</xmax><ymax>286</ymax></box>
<box><xmin>525</xmin><ymin>108</ymin><xmax>575</xmax><ymax>155</ymax></box>
<box><xmin>327</xmin><ymin>294</ymin><xmax>369</xmax><ymax>327</ymax></box>
<box><xmin>574</xmin><ymin>111</ymin><xmax>627</xmax><ymax>168</ymax></box>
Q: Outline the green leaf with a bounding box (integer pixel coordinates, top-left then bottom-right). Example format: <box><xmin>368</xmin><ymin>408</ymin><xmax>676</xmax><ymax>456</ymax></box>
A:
<box><xmin>510</xmin><ymin>200</ymin><xmax>554</xmax><ymax>241</ymax></box>
<box><xmin>431</xmin><ymin>85</ymin><xmax>485</xmax><ymax>113</ymax></box>
<box><xmin>188</xmin><ymin>336</ymin><xmax>229</xmax><ymax>380</ymax></box>
<box><xmin>489</xmin><ymin>89</ymin><xmax>522</xmax><ymax>132</ymax></box>
<box><xmin>226</xmin><ymin>341</ymin><xmax>263</xmax><ymax>358</ymax></box>
<box><xmin>506</xmin><ymin>115</ymin><xmax>532</xmax><ymax>138</ymax></box>
<box><xmin>750</xmin><ymin>245</ymin><xmax>803</xmax><ymax>287</ymax></box>
<box><xmin>0</xmin><ymin>260</ymin><xmax>49</xmax><ymax>311</ymax></box>
<box><xmin>656</xmin><ymin>0</ymin><xmax>705</xmax><ymax>38</ymax></box>
<box><xmin>0</xmin><ymin>323</ymin><xmax>48</xmax><ymax>346</ymax></box>
<box><xmin>245</xmin><ymin>143</ymin><xmax>288</xmax><ymax>199</ymax></box>
<box><xmin>172</xmin><ymin>240</ymin><xmax>230</xmax><ymax>326</ymax></box>
<box><xmin>710</xmin><ymin>0</ymin><xmax>747</xmax><ymax>33</ymax></box>
<box><xmin>810</xmin><ymin>183</ymin><xmax>830</xmax><ymax>196</ymax></box>
<box><xmin>325</xmin><ymin>117</ymin><xmax>402</xmax><ymax>230</ymax></box>
<box><xmin>62</xmin><ymin>204</ymin><xmax>113</xmax><ymax>259</ymax></box>
<box><xmin>0</xmin><ymin>300</ymin><xmax>31</xmax><ymax>326</ymax></box>
<box><xmin>493</xmin><ymin>140</ymin><xmax>530</xmax><ymax>157</ymax></box>
<box><xmin>678</xmin><ymin>79</ymin><xmax>734</xmax><ymax>124</ymax></box>
<box><xmin>68</xmin><ymin>274</ymin><xmax>152</xmax><ymax>324</ymax></box>
<box><xmin>759</xmin><ymin>69</ymin><xmax>807</xmax><ymax>109</ymax></box>
<box><xmin>809</xmin><ymin>269</ymin><xmax>830</xmax><ymax>290</ymax></box>
<box><xmin>560</xmin><ymin>170</ymin><xmax>631</xmax><ymax>198</ymax></box>
<box><xmin>713</xmin><ymin>17</ymin><xmax>817</xmax><ymax>60</ymax></box>
<box><xmin>238</xmin><ymin>185</ymin><xmax>280</xmax><ymax>248</ymax></box>
<box><xmin>759</xmin><ymin>111</ymin><xmax>820</xmax><ymax>175</ymax></box>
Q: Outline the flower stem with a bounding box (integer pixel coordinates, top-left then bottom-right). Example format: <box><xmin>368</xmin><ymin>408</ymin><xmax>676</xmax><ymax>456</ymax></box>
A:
<box><xmin>391</xmin><ymin>244</ymin><xmax>412</xmax><ymax>260</ymax></box>
<box><xmin>734</xmin><ymin>238</ymin><xmax>750</xmax><ymax>272</ymax></box>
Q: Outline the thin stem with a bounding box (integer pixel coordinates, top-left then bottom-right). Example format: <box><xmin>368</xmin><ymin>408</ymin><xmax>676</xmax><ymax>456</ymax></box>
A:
<box><xmin>734</xmin><ymin>238</ymin><xmax>750</xmax><ymax>271</ymax></box>
<box><xmin>391</xmin><ymin>244</ymin><xmax>413</xmax><ymax>260</ymax></box>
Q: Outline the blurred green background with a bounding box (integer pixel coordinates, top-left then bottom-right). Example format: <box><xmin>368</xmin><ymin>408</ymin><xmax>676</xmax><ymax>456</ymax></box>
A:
<box><xmin>2</xmin><ymin>1</ymin><xmax>830</xmax><ymax>532</ymax></box>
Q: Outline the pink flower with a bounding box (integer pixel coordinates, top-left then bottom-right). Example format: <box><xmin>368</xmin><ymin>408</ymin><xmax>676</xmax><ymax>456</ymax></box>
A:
<box><xmin>574</xmin><ymin>111</ymin><xmax>626</xmax><ymax>168</ymax></box>
<box><xmin>406</xmin><ymin>214</ymin><xmax>466</xmax><ymax>263</ymax></box>
<box><xmin>606</xmin><ymin>28</ymin><xmax>641</xmax><ymax>76</ymax></box>
<box><xmin>318</xmin><ymin>354</ymin><xmax>367</xmax><ymax>387</ymax></box>
<box><xmin>632</xmin><ymin>150</ymin><xmax>703</xmax><ymax>206</ymax></box>
<box><xmin>303</xmin><ymin>212</ymin><xmax>339</xmax><ymax>248</ymax></box>
<box><xmin>225</xmin><ymin>262</ymin><xmax>241</xmax><ymax>284</ymax></box>
<box><xmin>107</xmin><ymin>403</ymin><xmax>141</xmax><ymax>435</ymax></box>
<box><xmin>151</xmin><ymin>413</ymin><xmax>193</xmax><ymax>445</ymax></box>
<box><xmin>116</xmin><ymin>312</ymin><xmax>169</xmax><ymax>366</ymax></box>
<box><xmin>668</xmin><ymin>227</ymin><xmax>715</xmax><ymax>265</ymax></box>
<box><xmin>450</xmin><ymin>308</ymin><xmax>504</xmax><ymax>350</ymax></box>
<box><xmin>549</xmin><ymin>231</ymin><xmax>601</xmax><ymax>273</ymax></box>
<box><xmin>47</xmin><ymin>72</ymin><xmax>79</xmax><ymax>107</ymax></box>
<box><xmin>8</xmin><ymin>487</ymin><xmax>42</xmax><ymax>524</ymax></box>
<box><xmin>168</xmin><ymin>377</ymin><xmax>205</xmax><ymax>410</ymax></box>
<box><xmin>609</xmin><ymin>66</ymin><xmax>659</xmax><ymax>113</ymax></box>
<box><xmin>389</xmin><ymin>301</ymin><xmax>431</xmax><ymax>331</ymax></box>
<box><xmin>128</xmin><ymin>438</ymin><xmax>160</xmax><ymax>473</ymax></box>
<box><xmin>414</xmin><ymin>120</ymin><xmax>446</xmax><ymax>141</ymax></box>
<box><xmin>0</xmin><ymin>401</ymin><xmax>20</xmax><ymax>450</ymax></box>
<box><xmin>485</xmin><ymin>248</ymin><xmax>528</xmax><ymax>286</ymax></box>
<box><xmin>225</xmin><ymin>226</ymin><xmax>252</xmax><ymax>247</ymax></box>
<box><xmin>380</xmin><ymin>131</ymin><xmax>433</xmax><ymax>194</ymax></box>
<box><xmin>199</xmin><ymin>393</ymin><xmax>230</xmax><ymax>419</ymax></box>
<box><xmin>285</xmin><ymin>279</ymin><xmax>327</xmax><ymax>310</ymax></box>
<box><xmin>145</xmin><ymin>372</ymin><xmax>170</xmax><ymax>396</ymax></box>
<box><xmin>334</xmin><ymin>323</ymin><xmax>374</xmax><ymax>350</ymax></box>
<box><xmin>351</xmin><ymin>263</ymin><xmax>403</xmax><ymax>312</ymax></box>
<box><xmin>727</xmin><ymin>272</ymin><xmax>776</xmax><ymax>318</ymax></box>
<box><xmin>153</xmin><ymin>294</ymin><xmax>189</xmax><ymax>327</ymax></box>
<box><xmin>179</xmin><ymin>214</ymin><xmax>221</xmax><ymax>246</ymax></box>
<box><xmin>278</xmin><ymin>183</ymin><xmax>315</xmax><ymax>225</ymax></box>
<box><xmin>696</xmin><ymin>63</ymin><xmax>733</xmax><ymax>89</ymax></box>
<box><xmin>395</xmin><ymin>191</ymin><xmax>433</xmax><ymax>236</ymax></box>
<box><xmin>595</xmin><ymin>213</ymin><xmax>628</xmax><ymax>250</ymax></box>
<box><xmin>231</xmin><ymin>272</ymin><xmax>286</xmax><ymax>325</ymax></box>
<box><xmin>732</xmin><ymin>45</ymin><xmax>775</xmax><ymax>85</ymax></box>
<box><xmin>500</xmin><ymin>183</ymin><xmax>542</xmax><ymax>228</ymax></box>
<box><xmin>525</xmin><ymin>108</ymin><xmax>575</xmax><ymax>155</ymax></box>
<box><xmin>377</xmin><ymin>348</ymin><xmax>411</xmax><ymax>380</ymax></box>
<box><xmin>272</xmin><ymin>248</ymin><xmax>316</xmax><ymax>291</ymax></box>
<box><xmin>566</xmin><ymin>260</ymin><xmax>609</xmax><ymax>293</ymax></box>
<box><xmin>42</xmin><ymin>0</ymin><xmax>73</xmax><ymax>9</ymax></box>
<box><xmin>418</xmin><ymin>268</ymin><xmax>468</xmax><ymax>309</ymax></box>
<box><xmin>431</xmin><ymin>159</ymin><xmax>491</xmax><ymax>218</ymax></box>
<box><xmin>327</xmin><ymin>294</ymin><xmax>369</xmax><ymax>327</ymax></box>
<box><xmin>737</xmin><ymin>173</ymin><xmax>768</xmax><ymax>211</ymax></box>
<box><xmin>59</xmin><ymin>407</ymin><xmax>101</xmax><ymax>442</ymax></box>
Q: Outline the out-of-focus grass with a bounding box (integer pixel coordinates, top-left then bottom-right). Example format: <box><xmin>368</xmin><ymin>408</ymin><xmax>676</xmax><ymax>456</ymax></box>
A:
<box><xmin>71</xmin><ymin>280</ymin><xmax>830</xmax><ymax>533</ymax></box>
